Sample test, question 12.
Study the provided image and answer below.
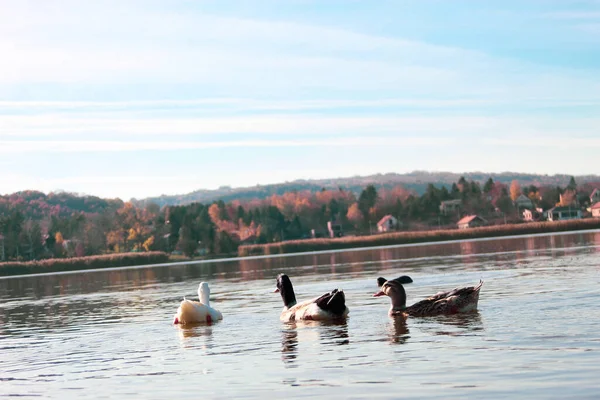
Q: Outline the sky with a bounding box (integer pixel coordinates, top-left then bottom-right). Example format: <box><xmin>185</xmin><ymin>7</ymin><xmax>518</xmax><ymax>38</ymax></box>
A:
<box><xmin>1</xmin><ymin>0</ymin><xmax>600</xmax><ymax>200</ymax></box>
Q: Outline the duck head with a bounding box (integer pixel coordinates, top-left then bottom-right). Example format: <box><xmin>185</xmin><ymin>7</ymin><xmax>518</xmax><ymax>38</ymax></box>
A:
<box><xmin>198</xmin><ymin>282</ymin><xmax>210</xmax><ymax>306</ymax></box>
<box><xmin>377</xmin><ymin>275</ymin><xmax>413</xmax><ymax>287</ymax></box>
<box><xmin>374</xmin><ymin>280</ymin><xmax>407</xmax><ymax>311</ymax></box>
<box><xmin>274</xmin><ymin>274</ymin><xmax>297</xmax><ymax>308</ymax></box>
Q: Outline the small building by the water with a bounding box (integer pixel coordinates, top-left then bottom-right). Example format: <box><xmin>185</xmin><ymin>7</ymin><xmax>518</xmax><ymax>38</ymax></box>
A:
<box><xmin>457</xmin><ymin>215</ymin><xmax>487</xmax><ymax>229</ymax></box>
<box><xmin>523</xmin><ymin>208</ymin><xmax>543</xmax><ymax>222</ymax></box>
<box><xmin>546</xmin><ymin>206</ymin><xmax>582</xmax><ymax>221</ymax></box>
<box><xmin>377</xmin><ymin>215</ymin><xmax>398</xmax><ymax>232</ymax></box>
<box><xmin>591</xmin><ymin>202</ymin><xmax>600</xmax><ymax>218</ymax></box>
<box><xmin>327</xmin><ymin>220</ymin><xmax>343</xmax><ymax>238</ymax></box>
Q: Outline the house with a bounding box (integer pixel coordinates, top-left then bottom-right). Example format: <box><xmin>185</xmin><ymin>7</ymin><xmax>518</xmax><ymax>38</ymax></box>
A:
<box><xmin>327</xmin><ymin>220</ymin><xmax>343</xmax><ymax>238</ymax></box>
<box><xmin>457</xmin><ymin>215</ymin><xmax>487</xmax><ymax>229</ymax></box>
<box><xmin>523</xmin><ymin>208</ymin><xmax>543</xmax><ymax>222</ymax></box>
<box><xmin>439</xmin><ymin>199</ymin><xmax>462</xmax><ymax>215</ymax></box>
<box><xmin>377</xmin><ymin>215</ymin><xmax>398</xmax><ymax>232</ymax></box>
<box><xmin>591</xmin><ymin>189</ymin><xmax>600</xmax><ymax>204</ymax></box>
<box><xmin>591</xmin><ymin>202</ymin><xmax>600</xmax><ymax>218</ymax></box>
<box><xmin>514</xmin><ymin>194</ymin><xmax>533</xmax><ymax>210</ymax></box>
<box><xmin>546</xmin><ymin>206</ymin><xmax>582</xmax><ymax>221</ymax></box>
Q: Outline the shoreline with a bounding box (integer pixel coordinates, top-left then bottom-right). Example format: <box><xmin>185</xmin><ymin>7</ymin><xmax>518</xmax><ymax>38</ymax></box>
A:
<box><xmin>238</xmin><ymin>219</ymin><xmax>600</xmax><ymax>256</ymax></box>
<box><xmin>2</xmin><ymin>224</ymin><xmax>600</xmax><ymax>279</ymax></box>
<box><xmin>0</xmin><ymin>252</ymin><xmax>170</xmax><ymax>278</ymax></box>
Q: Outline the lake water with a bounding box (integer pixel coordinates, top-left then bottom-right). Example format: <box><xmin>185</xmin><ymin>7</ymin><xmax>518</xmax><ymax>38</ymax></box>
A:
<box><xmin>2</xmin><ymin>231</ymin><xmax>600</xmax><ymax>399</ymax></box>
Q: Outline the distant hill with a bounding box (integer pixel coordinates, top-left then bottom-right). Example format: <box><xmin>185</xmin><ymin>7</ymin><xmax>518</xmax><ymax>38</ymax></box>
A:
<box><xmin>132</xmin><ymin>171</ymin><xmax>600</xmax><ymax>207</ymax></box>
<box><xmin>0</xmin><ymin>190</ymin><xmax>123</xmax><ymax>220</ymax></box>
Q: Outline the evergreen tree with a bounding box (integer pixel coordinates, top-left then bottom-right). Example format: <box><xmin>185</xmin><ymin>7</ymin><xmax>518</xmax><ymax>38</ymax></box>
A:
<box><xmin>358</xmin><ymin>185</ymin><xmax>378</xmax><ymax>218</ymax></box>
<box><xmin>483</xmin><ymin>178</ymin><xmax>494</xmax><ymax>193</ymax></box>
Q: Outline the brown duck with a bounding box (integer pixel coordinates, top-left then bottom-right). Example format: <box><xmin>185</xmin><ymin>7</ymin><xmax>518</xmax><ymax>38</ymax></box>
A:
<box><xmin>374</xmin><ymin>276</ymin><xmax>483</xmax><ymax>317</ymax></box>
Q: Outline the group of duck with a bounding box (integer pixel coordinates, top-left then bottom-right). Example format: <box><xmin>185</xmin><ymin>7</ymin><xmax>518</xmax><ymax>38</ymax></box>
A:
<box><xmin>173</xmin><ymin>274</ymin><xmax>484</xmax><ymax>325</ymax></box>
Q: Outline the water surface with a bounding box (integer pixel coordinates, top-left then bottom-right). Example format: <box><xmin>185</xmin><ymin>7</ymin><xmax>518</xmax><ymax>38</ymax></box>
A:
<box><xmin>2</xmin><ymin>231</ymin><xmax>600</xmax><ymax>399</ymax></box>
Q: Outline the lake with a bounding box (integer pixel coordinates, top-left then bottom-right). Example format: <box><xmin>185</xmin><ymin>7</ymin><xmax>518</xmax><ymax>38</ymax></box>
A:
<box><xmin>2</xmin><ymin>230</ymin><xmax>600</xmax><ymax>399</ymax></box>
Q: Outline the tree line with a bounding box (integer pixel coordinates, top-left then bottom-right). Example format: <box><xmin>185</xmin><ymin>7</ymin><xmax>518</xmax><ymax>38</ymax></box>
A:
<box><xmin>1</xmin><ymin>176</ymin><xmax>596</xmax><ymax>261</ymax></box>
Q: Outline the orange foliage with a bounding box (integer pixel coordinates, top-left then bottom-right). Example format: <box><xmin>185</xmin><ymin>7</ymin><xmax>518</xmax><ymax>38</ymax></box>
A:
<box><xmin>346</xmin><ymin>203</ymin><xmax>362</xmax><ymax>223</ymax></box>
<box><xmin>510</xmin><ymin>180</ymin><xmax>521</xmax><ymax>201</ymax></box>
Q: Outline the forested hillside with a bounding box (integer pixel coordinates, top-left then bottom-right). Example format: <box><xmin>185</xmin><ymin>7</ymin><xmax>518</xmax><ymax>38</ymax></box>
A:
<box><xmin>2</xmin><ymin>174</ymin><xmax>599</xmax><ymax>263</ymax></box>
<box><xmin>133</xmin><ymin>171</ymin><xmax>600</xmax><ymax>207</ymax></box>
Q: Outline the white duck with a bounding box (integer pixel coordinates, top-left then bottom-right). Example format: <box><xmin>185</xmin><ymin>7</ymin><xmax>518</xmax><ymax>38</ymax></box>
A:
<box><xmin>275</xmin><ymin>274</ymin><xmax>349</xmax><ymax>322</ymax></box>
<box><xmin>173</xmin><ymin>282</ymin><xmax>223</xmax><ymax>325</ymax></box>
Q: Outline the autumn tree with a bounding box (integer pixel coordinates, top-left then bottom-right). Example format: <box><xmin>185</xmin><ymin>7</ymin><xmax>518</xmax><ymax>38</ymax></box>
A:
<box><xmin>510</xmin><ymin>180</ymin><xmax>521</xmax><ymax>201</ymax></box>
<box><xmin>346</xmin><ymin>203</ymin><xmax>362</xmax><ymax>227</ymax></box>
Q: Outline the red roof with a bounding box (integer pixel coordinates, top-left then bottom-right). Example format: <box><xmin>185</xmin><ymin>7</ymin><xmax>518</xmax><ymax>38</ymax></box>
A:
<box><xmin>591</xmin><ymin>202</ymin><xmax>600</xmax><ymax>210</ymax></box>
<box><xmin>457</xmin><ymin>215</ymin><xmax>480</xmax><ymax>225</ymax></box>
<box><xmin>377</xmin><ymin>215</ymin><xmax>394</xmax><ymax>226</ymax></box>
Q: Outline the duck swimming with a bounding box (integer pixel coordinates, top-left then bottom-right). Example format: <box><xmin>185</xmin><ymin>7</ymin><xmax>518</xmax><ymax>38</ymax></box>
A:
<box><xmin>173</xmin><ymin>282</ymin><xmax>223</xmax><ymax>325</ymax></box>
<box><xmin>275</xmin><ymin>274</ymin><xmax>349</xmax><ymax>322</ymax></box>
<box><xmin>374</xmin><ymin>277</ymin><xmax>483</xmax><ymax>317</ymax></box>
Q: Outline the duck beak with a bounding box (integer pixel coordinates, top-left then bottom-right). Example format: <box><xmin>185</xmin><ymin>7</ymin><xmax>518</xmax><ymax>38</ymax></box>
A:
<box><xmin>273</xmin><ymin>288</ymin><xmax>280</xmax><ymax>293</ymax></box>
<box><xmin>373</xmin><ymin>291</ymin><xmax>385</xmax><ymax>297</ymax></box>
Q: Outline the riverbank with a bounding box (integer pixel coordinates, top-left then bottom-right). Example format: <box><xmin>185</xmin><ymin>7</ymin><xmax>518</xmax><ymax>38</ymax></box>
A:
<box><xmin>0</xmin><ymin>251</ymin><xmax>170</xmax><ymax>277</ymax></box>
<box><xmin>238</xmin><ymin>218</ymin><xmax>600</xmax><ymax>256</ymax></box>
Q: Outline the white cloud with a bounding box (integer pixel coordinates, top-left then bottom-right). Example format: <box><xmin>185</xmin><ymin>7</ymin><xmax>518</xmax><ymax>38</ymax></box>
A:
<box><xmin>2</xmin><ymin>112</ymin><xmax>599</xmax><ymax>139</ymax></box>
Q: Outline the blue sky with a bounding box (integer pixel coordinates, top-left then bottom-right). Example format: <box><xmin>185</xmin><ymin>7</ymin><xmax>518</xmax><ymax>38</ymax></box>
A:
<box><xmin>1</xmin><ymin>0</ymin><xmax>600</xmax><ymax>199</ymax></box>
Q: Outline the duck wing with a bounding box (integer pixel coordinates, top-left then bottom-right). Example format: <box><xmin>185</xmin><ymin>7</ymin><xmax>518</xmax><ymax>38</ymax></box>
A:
<box><xmin>314</xmin><ymin>289</ymin><xmax>347</xmax><ymax>316</ymax></box>
<box><xmin>407</xmin><ymin>280</ymin><xmax>483</xmax><ymax>316</ymax></box>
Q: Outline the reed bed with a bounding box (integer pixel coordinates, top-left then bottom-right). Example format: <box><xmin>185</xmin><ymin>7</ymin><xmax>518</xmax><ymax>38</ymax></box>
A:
<box><xmin>0</xmin><ymin>251</ymin><xmax>170</xmax><ymax>276</ymax></box>
<box><xmin>238</xmin><ymin>219</ymin><xmax>600</xmax><ymax>256</ymax></box>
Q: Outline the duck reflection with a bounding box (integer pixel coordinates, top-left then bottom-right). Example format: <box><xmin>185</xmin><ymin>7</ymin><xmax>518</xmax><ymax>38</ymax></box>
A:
<box><xmin>176</xmin><ymin>324</ymin><xmax>215</xmax><ymax>350</ymax></box>
<box><xmin>420</xmin><ymin>311</ymin><xmax>484</xmax><ymax>337</ymax></box>
<box><xmin>388</xmin><ymin>316</ymin><xmax>410</xmax><ymax>344</ymax></box>
<box><xmin>280</xmin><ymin>320</ymin><xmax>349</xmax><ymax>366</ymax></box>
<box><xmin>281</xmin><ymin>324</ymin><xmax>299</xmax><ymax>366</ymax></box>
<box><xmin>317</xmin><ymin>320</ymin><xmax>349</xmax><ymax>346</ymax></box>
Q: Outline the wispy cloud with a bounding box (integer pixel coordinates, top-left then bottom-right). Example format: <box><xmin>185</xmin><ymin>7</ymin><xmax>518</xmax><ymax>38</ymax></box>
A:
<box><xmin>1</xmin><ymin>1</ymin><xmax>600</xmax><ymax>198</ymax></box>
<box><xmin>0</xmin><ymin>137</ymin><xmax>453</xmax><ymax>153</ymax></box>
<box><xmin>2</xmin><ymin>113</ymin><xmax>599</xmax><ymax>139</ymax></box>
<box><xmin>543</xmin><ymin>11</ymin><xmax>600</xmax><ymax>19</ymax></box>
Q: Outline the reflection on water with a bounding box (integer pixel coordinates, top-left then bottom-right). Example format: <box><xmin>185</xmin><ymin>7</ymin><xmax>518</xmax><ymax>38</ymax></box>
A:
<box><xmin>281</xmin><ymin>325</ymin><xmax>298</xmax><ymax>366</ymax></box>
<box><xmin>2</xmin><ymin>230</ymin><xmax>600</xmax><ymax>399</ymax></box>
<box><xmin>388</xmin><ymin>316</ymin><xmax>410</xmax><ymax>344</ymax></box>
<box><xmin>177</xmin><ymin>324</ymin><xmax>215</xmax><ymax>351</ymax></box>
<box><xmin>280</xmin><ymin>320</ymin><xmax>349</xmax><ymax>366</ymax></box>
<box><xmin>418</xmin><ymin>312</ymin><xmax>484</xmax><ymax>337</ymax></box>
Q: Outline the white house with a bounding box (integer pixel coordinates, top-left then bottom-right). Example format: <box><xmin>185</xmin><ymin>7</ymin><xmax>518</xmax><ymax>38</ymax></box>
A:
<box><xmin>377</xmin><ymin>215</ymin><xmax>398</xmax><ymax>232</ymax></box>
<box><xmin>591</xmin><ymin>202</ymin><xmax>600</xmax><ymax>218</ymax></box>
<box><xmin>523</xmin><ymin>208</ymin><xmax>543</xmax><ymax>222</ymax></box>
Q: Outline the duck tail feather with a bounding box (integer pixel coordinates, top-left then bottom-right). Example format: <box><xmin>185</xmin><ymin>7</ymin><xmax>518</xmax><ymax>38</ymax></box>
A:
<box><xmin>316</xmin><ymin>289</ymin><xmax>346</xmax><ymax>316</ymax></box>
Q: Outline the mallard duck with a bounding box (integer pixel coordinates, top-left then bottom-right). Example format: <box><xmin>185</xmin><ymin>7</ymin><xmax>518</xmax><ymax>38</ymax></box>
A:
<box><xmin>173</xmin><ymin>282</ymin><xmax>223</xmax><ymax>325</ymax></box>
<box><xmin>374</xmin><ymin>277</ymin><xmax>483</xmax><ymax>317</ymax></box>
<box><xmin>275</xmin><ymin>274</ymin><xmax>349</xmax><ymax>322</ymax></box>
